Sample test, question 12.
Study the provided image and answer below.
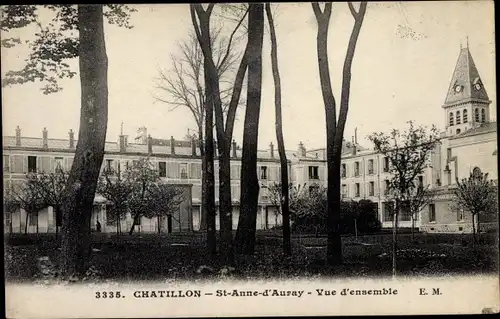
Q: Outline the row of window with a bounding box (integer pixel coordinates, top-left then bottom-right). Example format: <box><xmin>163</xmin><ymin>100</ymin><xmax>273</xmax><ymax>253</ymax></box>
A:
<box><xmin>341</xmin><ymin>157</ymin><xmax>390</xmax><ymax>178</ymax></box>
<box><xmin>3</xmin><ymin>155</ymin><xmax>282</xmax><ymax>182</ymax></box>
<box><xmin>382</xmin><ymin>203</ymin><xmax>465</xmax><ymax>223</ymax></box>
<box><xmin>449</xmin><ymin>108</ymin><xmax>486</xmax><ymax>126</ymax></box>
<box><xmin>341</xmin><ymin>179</ymin><xmax>392</xmax><ymax>198</ymax></box>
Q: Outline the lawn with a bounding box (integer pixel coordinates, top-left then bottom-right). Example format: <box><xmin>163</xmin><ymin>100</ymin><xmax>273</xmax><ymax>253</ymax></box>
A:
<box><xmin>4</xmin><ymin>230</ymin><xmax>498</xmax><ymax>283</ymax></box>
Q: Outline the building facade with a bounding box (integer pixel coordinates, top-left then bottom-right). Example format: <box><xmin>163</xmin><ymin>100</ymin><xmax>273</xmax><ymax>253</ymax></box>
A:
<box><xmin>2</xmin><ymin>45</ymin><xmax>497</xmax><ymax>234</ymax></box>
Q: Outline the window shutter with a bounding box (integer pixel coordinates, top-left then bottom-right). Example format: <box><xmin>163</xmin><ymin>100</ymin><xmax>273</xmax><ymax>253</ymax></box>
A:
<box><xmin>22</xmin><ymin>156</ymin><xmax>28</xmax><ymax>173</ymax></box>
<box><xmin>192</xmin><ymin>184</ymin><xmax>201</xmax><ymax>199</ymax></box>
<box><xmin>319</xmin><ymin>166</ymin><xmax>325</xmax><ymax>180</ymax></box>
<box><xmin>66</xmin><ymin>157</ymin><xmax>74</xmax><ymax>171</ymax></box>
<box><xmin>168</xmin><ymin>162</ymin><xmax>180</xmax><ymax>178</ymax></box>
<box><xmin>231</xmin><ymin>164</ymin><xmax>238</xmax><ymax>180</ymax></box>
<box><xmin>40</xmin><ymin>156</ymin><xmax>50</xmax><ymax>173</ymax></box>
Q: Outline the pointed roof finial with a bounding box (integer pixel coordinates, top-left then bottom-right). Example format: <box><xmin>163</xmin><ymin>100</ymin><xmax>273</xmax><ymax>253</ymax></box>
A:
<box><xmin>466</xmin><ymin>35</ymin><xmax>469</xmax><ymax>48</ymax></box>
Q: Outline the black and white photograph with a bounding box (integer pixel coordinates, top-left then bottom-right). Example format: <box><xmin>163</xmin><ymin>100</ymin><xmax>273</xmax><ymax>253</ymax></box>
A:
<box><xmin>2</xmin><ymin>2</ymin><xmax>499</xmax><ymax>317</ymax></box>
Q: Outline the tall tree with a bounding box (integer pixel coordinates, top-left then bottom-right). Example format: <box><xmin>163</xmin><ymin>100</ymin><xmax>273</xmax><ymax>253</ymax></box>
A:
<box><xmin>154</xmin><ymin>30</ymin><xmax>241</xmax><ymax>231</ymax></box>
<box><xmin>368</xmin><ymin>121</ymin><xmax>439</xmax><ymax>276</ymax></box>
<box><xmin>265</xmin><ymin>3</ymin><xmax>291</xmax><ymax>255</ymax></box>
<box><xmin>234</xmin><ymin>3</ymin><xmax>265</xmax><ymax>256</ymax></box>
<box><xmin>1</xmin><ymin>4</ymin><xmax>135</xmax><ymax>278</ymax></box>
<box><xmin>190</xmin><ymin>4</ymin><xmax>249</xmax><ymax>264</ymax></box>
<box><xmin>453</xmin><ymin>169</ymin><xmax>497</xmax><ymax>246</ymax></box>
<box><xmin>311</xmin><ymin>2</ymin><xmax>367</xmax><ymax>265</ymax></box>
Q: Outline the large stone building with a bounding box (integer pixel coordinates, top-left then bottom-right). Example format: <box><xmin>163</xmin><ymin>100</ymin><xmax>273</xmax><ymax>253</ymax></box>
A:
<box><xmin>2</xmin><ymin>45</ymin><xmax>497</xmax><ymax>234</ymax></box>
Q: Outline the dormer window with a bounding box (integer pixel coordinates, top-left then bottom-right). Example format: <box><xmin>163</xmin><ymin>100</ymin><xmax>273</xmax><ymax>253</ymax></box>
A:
<box><xmin>453</xmin><ymin>83</ymin><xmax>463</xmax><ymax>93</ymax></box>
<box><xmin>473</xmin><ymin>78</ymin><xmax>482</xmax><ymax>91</ymax></box>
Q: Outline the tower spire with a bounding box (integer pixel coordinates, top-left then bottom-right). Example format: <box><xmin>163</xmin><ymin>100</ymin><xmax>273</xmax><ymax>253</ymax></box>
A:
<box><xmin>466</xmin><ymin>35</ymin><xmax>469</xmax><ymax>48</ymax></box>
<box><xmin>120</xmin><ymin>121</ymin><xmax>124</xmax><ymax>135</ymax></box>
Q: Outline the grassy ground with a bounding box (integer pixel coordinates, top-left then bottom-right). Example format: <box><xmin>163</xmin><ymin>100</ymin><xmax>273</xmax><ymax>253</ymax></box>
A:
<box><xmin>4</xmin><ymin>230</ymin><xmax>499</xmax><ymax>283</ymax></box>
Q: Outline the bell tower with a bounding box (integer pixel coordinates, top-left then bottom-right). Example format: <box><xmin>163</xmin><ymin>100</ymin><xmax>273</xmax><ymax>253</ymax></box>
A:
<box><xmin>442</xmin><ymin>40</ymin><xmax>491</xmax><ymax>137</ymax></box>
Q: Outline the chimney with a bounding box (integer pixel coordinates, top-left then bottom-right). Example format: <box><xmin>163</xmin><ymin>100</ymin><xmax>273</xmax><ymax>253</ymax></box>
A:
<box><xmin>69</xmin><ymin>129</ymin><xmax>74</xmax><ymax>149</ymax></box>
<box><xmin>147</xmin><ymin>134</ymin><xmax>153</xmax><ymax>155</ymax></box>
<box><xmin>42</xmin><ymin>127</ymin><xmax>48</xmax><ymax>149</ymax></box>
<box><xmin>170</xmin><ymin>136</ymin><xmax>175</xmax><ymax>155</ymax></box>
<box><xmin>135</xmin><ymin>126</ymin><xmax>148</xmax><ymax>144</ymax></box>
<box><xmin>269</xmin><ymin>142</ymin><xmax>274</xmax><ymax>158</ymax></box>
<box><xmin>15</xmin><ymin>126</ymin><xmax>21</xmax><ymax>146</ymax></box>
<box><xmin>119</xmin><ymin>135</ymin><xmax>126</xmax><ymax>153</ymax></box>
<box><xmin>298</xmin><ymin>141</ymin><xmax>306</xmax><ymax>158</ymax></box>
<box><xmin>232</xmin><ymin>140</ymin><xmax>237</xmax><ymax>158</ymax></box>
<box><xmin>351</xmin><ymin>138</ymin><xmax>357</xmax><ymax>156</ymax></box>
<box><xmin>191</xmin><ymin>137</ymin><xmax>197</xmax><ymax>156</ymax></box>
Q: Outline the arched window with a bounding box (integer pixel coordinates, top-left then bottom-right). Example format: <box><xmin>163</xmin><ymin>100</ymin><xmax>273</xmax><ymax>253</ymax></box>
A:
<box><xmin>449</xmin><ymin>112</ymin><xmax>454</xmax><ymax>126</ymax></box>
<box><xmin>475</xmin><ymin>108</ymin><xmax>480</xmax><ymax>122</ymax></box>
<box><xmin>463</xmin><ymin>109</ymin><xmax>468</xmax><ymax>123</ymax></box>
<box><xmin>481</xmin><ymin>109</ymin><xmax>486</xmax><ymax>122</ymax></box>
<box><xmin>456</xmin><ymin>110</ymin><xmax>461</xmax><ymax>124</ymax></box>
<box><xmin>456</xmin><ymin>129</ymin><xmax>461</xmax><ymax>134</ymax></box>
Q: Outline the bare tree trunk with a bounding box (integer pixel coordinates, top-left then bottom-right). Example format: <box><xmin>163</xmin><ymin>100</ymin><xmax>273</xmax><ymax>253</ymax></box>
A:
<box><xmin>476</xmin><ymin>214</ymin><xmax>481</xmax><ymax>244</ymax></box>
<box><xmin>129</xmin><ymin>214</ymin><xmax>138</xmax><ymax>235</ymax></box>
<box><xmin>392</xmin><ymin>200</ymin><xmax>399</xmax><ymax>277</ymax></box>
<box><xmin>313</xmin><ymin>4</ymin><xmax>341</xmax><ymax>265</ymax></box>
<box><xmin>471</xmin><ymin>213</ymin><xmax>476</xmax><ymax>248</ymax></box>
<box><xmin>36</xmin><ymin>211</ymin><xmax>39</xmax><ymax>234</ymax></box>
<box><xmin>411</xmin><ymin>214</ymin><xmax>415</xmax><ymax>241</ymax></box>
<box><xmin>312</xmin><ymin>2</ymin><xmax>366</xmax><ymax>266</ymax></box>
<box><xmin>60</xmin><ymin>5</ymin><xmax>108</xmax><ymax>279</ymax></box>
<box><xmin>157</xmin><ymin>215</ymin><xmax>161</xmax><ymax>234</ymax></box>
<box><xmin>235</xmin><ymin>3</ymin><xmax>265</xmax><ymax>256</ymax></box>
<box><xmin>55</xmin><ymin>206</ymin><xmax>59</xmax><ymax>240</ymax></box>
<box><xmin>218</xmin><ymin>145</ymin><xmax>234</xmax><ymax>263</ymax></box>
<box><xmin>266</xmin><ymin>3</ymin><xmax>291</xmax><ymax>256</ymax></box>
<box><xmin>24</xmin><ymin>212</ymin><xmax>29</xmax><ymax>234</ymax></box>
<box><xmin>190</xmin><ymin>4</ymin><xmax>248</xmax><ymax>262</ymax></box>
<box><xmin>199</xmin><ymin>135</ymin><xmax>208</xmax><ymax>231</ymax></box>
<box><xmin>190</xmin><ymin>6</ymin><xmax>218</xmax><ymax>256</ymax></box>
<box><xmin>204</xmin><ymin>66</ymin><xmax>217</xmax><ymax>256</ymax></box>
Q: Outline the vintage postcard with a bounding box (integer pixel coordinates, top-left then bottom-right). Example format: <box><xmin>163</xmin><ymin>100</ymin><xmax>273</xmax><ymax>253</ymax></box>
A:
<box><xmin>2</xmin><ymin>2</ymin><xmax>499</xmax><ymax>318</ymax></box>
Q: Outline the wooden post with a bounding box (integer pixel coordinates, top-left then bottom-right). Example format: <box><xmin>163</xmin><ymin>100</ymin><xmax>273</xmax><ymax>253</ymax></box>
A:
<box><xmin>354</xmin><ymin>218</ymin><xmax>358</xmax><ymax>241</ymax></box>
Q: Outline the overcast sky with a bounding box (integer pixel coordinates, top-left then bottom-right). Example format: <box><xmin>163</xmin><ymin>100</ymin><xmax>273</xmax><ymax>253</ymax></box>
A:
<box><xmin>1</xmin><ymin>2</ymin><xmax>496</xmax><ymax>151</ymax></box>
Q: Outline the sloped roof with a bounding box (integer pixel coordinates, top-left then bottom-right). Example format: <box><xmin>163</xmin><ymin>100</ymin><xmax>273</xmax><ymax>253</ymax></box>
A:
<box><xmin>444</xmin><ymin>47</ymin><xmax>490</xmax><ymax>105</ymax></box>
<box><xmin>451</xmin><ymin>121</ymin><xmax>497</xmax><ymax>139</ymax></box>
<box><xmin>150</xmin><ymin>138</ymin><xmax>192</xmax><ymax>148</ymax></box>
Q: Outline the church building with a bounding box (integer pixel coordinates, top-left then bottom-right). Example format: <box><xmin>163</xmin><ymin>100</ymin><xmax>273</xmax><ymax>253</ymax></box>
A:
<box><xmin>419</xmin><ymin>44</ymin><xmax>498</xmax><ymax>233</ymax></box>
